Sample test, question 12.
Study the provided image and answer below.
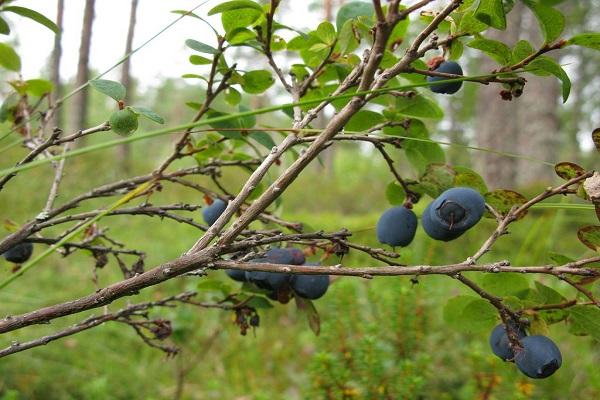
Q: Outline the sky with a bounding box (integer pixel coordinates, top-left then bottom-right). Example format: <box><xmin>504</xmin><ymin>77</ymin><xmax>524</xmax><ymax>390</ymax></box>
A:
<box><xmin>10</xmin><ymin>0</ymin><xmax>319</xmax><ymax>89</ymax></box>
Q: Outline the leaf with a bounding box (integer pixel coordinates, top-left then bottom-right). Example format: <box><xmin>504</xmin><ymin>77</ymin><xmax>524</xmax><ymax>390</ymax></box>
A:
<box><xmin>0</xmin><ymin>93</ymin><xmax>18</xmax><ymax>122</ymax></box>
<box><xmin>224</xmin><ymin>87</ymin><xmax>241</xmax><ymax>106</ymax></box>
<box><xmin>345</xmin><ymin>110</ymin><xmax>384</xmax><ymax>131</ymax></box>
<box><xmin>185</xmin><ymin>39</ymin><xmax>219</xmax><ymax>54</ymax></box>
<box><xmin>443</xmin><ymin>295</ymin><xmax>479</xmax><ymax>329</ymax></box>
<box><xmin>335</xmin><ymin>1</ymin><xmax>374</xmax><ymax>31</ymax></box>
<box><xmin>467</xmin><ymin>38</ymin><xmax>512</xmax><ymax>65</ymax></box>
<box><xmin>512</xmin><ymin>40</ymin><xmax>535</xmax><ymax>63</ymax></box>
<box><xmin>221</xmin><ymin>7</ymin><xmax>262</xmax><ymax>33</ymax></box>
<box><xmin>395</xmin><ymin>94</ymin><xmax>444</xmax><ymax>119</ymax></box>
<box><xmin>189</xmin><ymin>55</ymin><xmax>212</xmax><ymax>65</ymax></box>
<box><xmin>453</xmin><ymin>166</ymin><xmax>488</xmax><ymax>194</ymax></box>
<box><xmin>484</xmin><ymin>189</ymin><xmax>527</xmax><ymax>218</ymax></box>
<box><xmin>24</xmin><ymin>79</ymin><xmax>53</xmax><ymax>97</ymax></box>
<box><xmin>474</xmin><ymin>0</ymin><xmax>506</xmax><ymax>30</ymax></box>
<box><xmin>554</xmin><ymin>162</ymin><xmax>585</xmax><ymax>180</ymax></box>
<box><xmin>295</xmin><ymin>295</ymin><xmax>320</xmax><ymax>335</ymax></box>
<box><xmin>314</xmin><ymin>21</ymin><xmax>336</xmax><ymax>46</ymax></box>
<box><xmin>522</xmin><ymin>0</ymin><xmax>564</xmax><ymax>43</ymax></box>
<box><xmin>245</xmin><ymin>296</ymin><xmax>274</xmax><ymax>309</ymax></box>
<box><xmin>226</xmin><ymin>27</ymin><xmax>256</xmax><ymax>45</ymax></box>
<box><xmin>0</xmin><ymin>16</ymin><xmax>9</xmax><ymax>35</ymax></box>
<box><xmin>387</xmin><ymin>119</ymin><xmax>444</xmax><ymax>174</ymax></box>
<box><xmin>241</xmin><ymin>70</ymin><xmax>274</xmax><ymax>94</ymax></box>
<box><xmin>89</xmin><ymin>79</ymin><xmax>125</xmax><ymax>101</ymax></box>
<box><xmin>197</xmin><ymin>278</ymin><xmax>231</xmax><ymax>296</ymax></box>
<box><xmin>128</xmin><ymin>106</ymin><xmax>164</xmax><ymax>124</ymax></box>
<box><xmin>567</xmin><ymin>33</ymin><xmax>600</xmax><ymax>52</ymax></box>
<box><xmin>569</xmin><ymin>306</ymin><xmax>600</xmax><ymax>340</ymax></box>
<box><xmin>548</xmin><ymin>252</ymin><xmax>574</xmax><ymax>266</ymax></box>
<box><xmin>3</xmin><ymin>6</ymin><xmax>59</xmax><ymax>34</ymax></box>
<box><xmin>0</xmin><ymin>42</ymin><xmax>21</xmax><ymax>71</ymax></box>
<box><xmin>208</xmin><ymin>0</ymin><xmax>263</xmax><ymax>15</ymax></box>
<box><xmin>577</xmin><ymin>225</ymin><xmax>600</xmax><ymax>252</ymax></box>
<box><xmin>529</xmin><ymin>56</ymin><xmax>571</xmax><ymax>102</ymax></box>
<box><xmin>250</xmin><ymin>131</ymin><xmax>276</xmax><ymax>150</ymax></box>
<box><xmin>481</xmin><ymin>274</ymin><xmax>529</xmax><ymax>297</ymax></box>
<box><xmin>419</xmin><ymin>163</ymin><xmax>455</xmax><ymax>198</ymax></box>
<box><xmin>592</xmin><ymin>128</ymin><xmax>600</xmax><ymax>152</ymax></box>
<box><xmin>385</xmin><ymin>182</ymin><xmax>405</xmax><ymax>206</ymax></box>
<box><xmin>535</xmin><ymin>281</ymin><xmax>565</xmax><ymax>304</ymax></box>
<box><xmin>459</xmin><ymin>10</ymin><xmax>488</xmax><ymax>34</ymax></box>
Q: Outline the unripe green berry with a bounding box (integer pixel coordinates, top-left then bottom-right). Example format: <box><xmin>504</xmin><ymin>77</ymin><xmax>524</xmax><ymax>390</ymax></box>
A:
<box><xmin>109</xmin><ymin>109</ymin><xmax>138</xmax><ymax>136</ymax></box>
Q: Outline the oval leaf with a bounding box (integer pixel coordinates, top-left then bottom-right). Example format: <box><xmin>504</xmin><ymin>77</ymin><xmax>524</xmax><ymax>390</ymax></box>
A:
<box><xmin>522</xmin><ymin>0</ymin><xmax>564</xmax><ymax>43</ymax></box>
<box><xmin>185</xmin><ymin>39</ymin><xmax>219</xmax><ymax>54</ymax></box>
<box><xmin>554</xmin><ymin>162</ymin><xmax>585</xmax><ymax>181</ymax></box>
<box><xmin>484</xmin><ymin>189</ymin><xmax>527</xmax><ymax>218</ymax></box>
<box><xmin>0</xmin><ymin>42</ymin><xmax>21</xmax><ymax>71</ymax></box>
<box><xmin>128</xmin><ymin>106</ymin><xmax>164</xmax><ymax>124</ymax></box>
<box><xmin>208</xmin><ymin>0</ymin><xmax>263</xmax><ymax>15</ymax></box>
<box><xmin>3</xmin><ymin>6</ymin><xmax>59</xmax><ymax>34</ymax></box>
<box><xmin>577</xmin><ymin>225</ymin><xmax>600</xmax><ymax>252</ymax></box>
<box><xmin>241</xmin><ymin>70</ymin><xmax>274</xmax><ymax>94</ymax></box>
<box><xmin>567</xmin><ymin>33</ymin><xmax>600</xmax><ymax>52</ymax></box>
<box><xmin>89</xmin><ymin>79</ymin><xmax>126</xmax><ymax>101</ymax></box>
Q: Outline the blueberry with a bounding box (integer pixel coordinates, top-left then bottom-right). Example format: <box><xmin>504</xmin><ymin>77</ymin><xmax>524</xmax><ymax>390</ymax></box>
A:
<box><xmin>225</xmin><ymin>269</ymin><xmax>247</xmax><ymax>282</ymax></box>
<box><xmin>291</xmin><ymin>262</ymin><xmax>330</xmax><ymax>300</ymax></box>
<box><xmin>265</xmin><ymin>248</ymin><xmax>305</xmax><ymax>265</ymax></box>
<box><xmin>515</xmin><ymin>335</ymin><xmax>562</xmax><ymax>379</ymax></box>
<box><xmin>376</xmin><ymin>206</ymin><xmax>418</xmax><ymax>247</ymax></box>
<box><xmin>202</xmin><ymin>199</ymin><xmax>227</xmax><ymax>226</ymax></box>
<box><xmin>427</xmin><ymin>61</ymin><xmax>463</xmax><ymax>94</ymax></box>
<box><xmin>421</xmin><ymin>202</ymin><xmax>465</xmax><ymax>241</ymax></box>
<box><xmin>430</xmin><ymin>187</ymin><xmax>485</xmax><ymax>231</ymax></box>
<box><xmin>422</xmin><ymin>187</ymin><xmax>486</xmax><ymax>241</ymax></box>
<box><xmin>489</xmin><ymin>323</ymin><xmax>526</xmax><ymax>361</ymax></box>
<box><xmin>3</xmin><ymin>242</ymin><xmax>33</xmax><ymax>263</ymax></box>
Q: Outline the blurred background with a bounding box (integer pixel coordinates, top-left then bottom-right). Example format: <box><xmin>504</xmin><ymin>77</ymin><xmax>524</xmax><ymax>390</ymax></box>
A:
<box><xmin>0</xmin><ymin>0</ymin><xmax>598</xmax><ymax>399</ymax></box>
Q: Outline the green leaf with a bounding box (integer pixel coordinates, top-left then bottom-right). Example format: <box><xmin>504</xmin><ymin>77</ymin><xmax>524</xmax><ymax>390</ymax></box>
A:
<box><xmin>484</xmin><ymin>189</ymin><xmax>527</xmax><ymax>218</ymax></box>
<box><xmin>535</xmin><ymin>281</ymin><xmax>565</xmax><ymax>304</ymax></box>
<box><xmin>0</xmin><ymin>42</ymin><xmax>20</xmax><ymax>71</ymax></box>
<box><xmin>24</xmin><ymin>79</ymin><xmax>53</xmax><ymax>97</ymax></box>
<box><xmin>522</xmin><ymin>0</ymin><xmax>564</xmax><ymax>43</ymax></box>
<box><xmin>554</xmin><ymin>161</ymin><xmax>585</xmax><ymax>180</ymax></box>
<box><xmin>593</xmin><ymin>128</ymin><xmax>600</xmax><ymax>152</ymax></box>
<box><xmin>529</xmin><ymin>56</ymin><xmax>571</xmax><ymax>102</ymax></box>
<box><xmin>221</xmin><ymin>7</ymin><xmax>262</xmax><ymax>33</ymax></box>
<box><xmin>0</xmin><ymin>93</ymin><xmax>18</xmax><ymax>122</ymax></box>
<box><xmin>385</xmin><ymin>182</ymin><xmax>406</xmax><ymax>206</ymax></box>
<box><xmin>474</xmin><ymin>0</ymin><xmax>506</xmax><ymax>30</ymax></box>
<box><xmin>459</xmin><ymin>10</ymin><xmax>488</xmax><ymax>34</ymax></box>
<box><xmin>567</xmin><ymin>33</ymin><xmax>600</xmax><ymax>52</ymax></box>
<box><xmin>250</xmin><ymin>131</ymin><xmax>276</xmax><ymax>150</ymax></box>
<box><xmin>3</xmin><ymin>6</ymin><xmax>59</xmax><ymax>34</ymax></box>
<box><xmin>89</xmin><ymin>79</ymin><xmax>125</xmax><ymax>101</ymax></box>
<box><xmin>241</xmin><ymin>70</ymin><xmax>274</xmax><ymax>94</ymax></box>
<box><xmin>197</xmin><ymin>278</ymin><xmax>231</xmax><ymax>296</ymax></box>
<box><xmin>335</xmin><ymin>1</ymin><xmax>374</xmax><ymax>31</ymax></box>
<box><xmin>314</xmin><ymin>21</ymin><xmax>336</xmax><ymax>46</ymax></box>
<box><xmin>512</xmin><ymin>40</ymin><xmax>535</xmax><ymax>63</ymax></box>
<box><xmin>208</xmin><ymin>0</ymin><xmax>263</xmax><ymax>15</ymax></box>
<box><xmin>453</xmin><ymin>166</ymin><xmax>488</xmax><ymax>194</ymax></box>
<box><xmin>345</xmin><ymin>110</ymin><xmax>384</xmax><ymax>131</ymax></box>
<box><xmin>467</xmin><ymin>38</ymin><xmax>512</xmax><ymax>65</ymax></box>
<box><xmin>226</xmin><ymin>27</ymin><xmax>256</xmax><ymax>45</ymax></box>
<box><xmin>181</xmin><ymin>73</ymin><xmax>208</xmax><ymax>82</ymax></box>
<box><xmin>224</xmin><ymin>87</ymin><xmax>242</xmax><ymax>106</ymax></box>
<box><xmin>387</xmin><ymin>119</ymin><xmax>444</xmax><ymax>175</ymax></box>
<box><xmin>577</xmin><ymin>225</ymin><xmax>600</xmax><ymax>252</ymax></box>
<box><xmin>0</xmin><ymin>16</ymin><xmax>10</xmax><ymax>35</ymax></box>
<box><xmin>419</xmin><ymin>163</ymin><xmax>455</xmax><ymax>198</ymax></box>
<box><xmin>481</xmin><ymin>274</ymin><xmax>529</xmax><ymax>297</ymax></box>
<box><xmin>185</xmin><ymin>39</ymin><xmax>219</xmax><ymax>54</ymax></box>
<box><xmin>444</xmin><ymin>295</ymin><xmax>497</xmax><ymax>333</ymax></box>
<box><xmin>245</xmin><ymin>296</ymin><xmax>274</xmax><ymax>309</ymax></box>
<box><xmin>395</xmin><ymin>94</ymin><xmax>444</xmax><ymax>119</ymax></box>
<box><xmin>128</xmin><ymin>106</ymin><xmax>164</xmax><ymax>124</ymax></box>
<box><xmin>569</xmin><ymin>306</ymin><xmax>600</xmax><ymax>340</ymax></box>
<box><xmin>338</xmin><ymin>19</ymin><xmax>359</xmax><ymax>54</ymax></box>
<box><xmin>189</xmin><ymin>54</ymin><xmax>212</xmax><ymax>65</ymax></box>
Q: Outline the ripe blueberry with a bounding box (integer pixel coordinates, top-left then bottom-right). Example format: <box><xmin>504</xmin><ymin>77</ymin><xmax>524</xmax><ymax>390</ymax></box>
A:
<box><xmin>515</xmin><ymin>335</ymin><xmax>562</xmax><ymax>379</ymax></box>
<box><xmin>427</xmin><ymin>61</ymin><xmax>463</xmax><ymax>94</ymax></box>
<box><xmin>202</xmin><ymin>199</ymin><xmax>227</xmax><ymax>226</ymax></box>
<box><xmin>376</xmin><ymin>206</ymin><xmax>418</xmax><ymax>247</ymax></box>
<box><xmin>489</xmin><ymin>323</ymin><xmax>526</xmax><ymax>361</ymax></box>
<box><xmin>291</xmin><ymin>262</ymin><xmax>329</xmax><ymax>300</ymax></box>
<box><xmin>3</xmin><ymin>242</ymin><xmax>33</xmax><ymax>263</ymax></box>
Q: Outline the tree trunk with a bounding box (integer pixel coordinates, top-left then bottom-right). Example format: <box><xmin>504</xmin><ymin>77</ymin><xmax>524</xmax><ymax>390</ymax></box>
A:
<box><xmin>515</xmin><ymin>11</ymin><xmax>559</xmax><ymax>186</ymax></box>
<box><xmin>71</xmin><ymin>0</ymin><xmax>95</xmax><ymax>134</ymax></box>
<box><xmin>49</xmin><ymin>0</ymin><xmax>64</xmax><ymax>129</ymax></box>
<box><xmin>117</xmin><ymin>0</ymin><xmax>139</xmax><ymax>174</ymax></box>
<box><xmin>475</xmin><ymin>5</ymin><xmax>524</xmax><ymax>189</ymax></box>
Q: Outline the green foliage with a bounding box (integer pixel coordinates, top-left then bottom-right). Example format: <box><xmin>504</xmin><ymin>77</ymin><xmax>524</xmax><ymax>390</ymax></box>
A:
<box><xmin>1</xmin><ymin>5</ymin><xmax>59</xmax><ymax>33</ymax></box>
<box><xmin>89</xmin><ymin>79</ymin><xmax>126</xmax><ymax>102</ymax></box>
<box><xmin>0</xmin><ymin>42</ymin><xmax>20</xmax><ymax>71</ymax></box>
